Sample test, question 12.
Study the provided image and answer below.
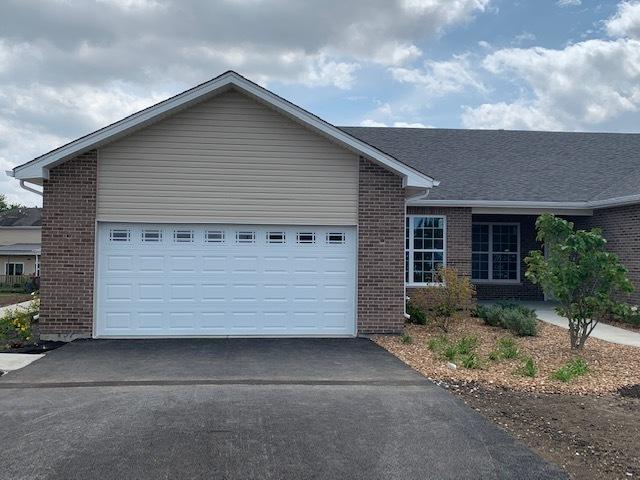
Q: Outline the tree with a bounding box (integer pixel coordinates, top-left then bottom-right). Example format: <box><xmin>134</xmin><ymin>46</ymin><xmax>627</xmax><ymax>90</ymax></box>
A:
<box><xmin>525</xmin><ymin>214</ymin><xmax>633</xmax><ymax>350</ymax></box>
<box><xmin>0</xmin><ymin>194</ymin><xmax>22</xmax><ymax>212</ymax></box>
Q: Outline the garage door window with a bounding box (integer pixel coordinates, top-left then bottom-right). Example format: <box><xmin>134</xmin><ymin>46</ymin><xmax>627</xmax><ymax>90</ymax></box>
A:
<box><xmin>142</xmin><ymin>229</ymin><xmax>162</xmax><ymax>242</ymax></box>
<box><xmin>297</xmin><ymin>232</ymin><xmax>315</xmax><ymax>244</ymax></box>
<box><xmin>236</xmin><ymin>231</ymin><xmax>255</xmax><ymax>244</ymax></box>
<box><xmin>110</xmin><ymin>229</ymin><xmax>130</xmax><ymax>242</ymax></box>
<box><xmin>174</xmin><ymin>230</ymin><xmax>194</xmax><ymax>242</ymax></box>
<box><xmin>205</xmin><ymin>231</ymin><xmax>224</xmax><ymax>243</ymax></box>
<box><xmin>267</xmin><ymin>232</ymin><xmax>286</xmax><ymax>243</ymax></box>
<box><xmin>326</xmin><ymin>232</ymin><xmax>346</xmax><ymax>244</ymax></box>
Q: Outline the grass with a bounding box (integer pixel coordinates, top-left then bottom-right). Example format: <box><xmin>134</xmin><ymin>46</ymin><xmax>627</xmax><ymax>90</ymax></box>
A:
<box><xmin>455</xmin><ymin>336</ymin><xmax>479</xmax><ymax>355</ymax></box>
<box><xmin>400</xmin><ymin>333</ymin><xmax>413</xmax><ymax>345</ymax></box>
<box><xmin>489</xmin><ymin>337</ymin><xmax>519</xmax><ymax>361</ymax></box>
<box><xmin>427</xmin><ymin>335</ymin><xmax>448</xmax><ymax>352</ymax></box>
<box><xmin>442</xmin><ymin>344</ymin><xmax>458</xmax><ymax>361</ymax></box>
<box><xmin>460</xmin><ymin>353</ymin><xmax>482</xmax><ymax>369</ymax></box>
<box><xmin>517</xmin><ymin>356</ymin><xmax>538</xmax><ymax>378</ymax></box>
<box><xmin>552</xmin><ymin>358</ymin><xmax>589</xmax><ymax>383</ymax></box>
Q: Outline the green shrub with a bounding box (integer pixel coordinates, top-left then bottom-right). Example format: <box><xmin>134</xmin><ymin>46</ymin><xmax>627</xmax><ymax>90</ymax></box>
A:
<box><xmin>495</xmin><ymin>299</ymin><xmax>520</xmax><ymax>310</ymax></box>
<box><xmin>551</xmin><ymin>358</ymin><xmax>589</xmax><ymax>382</ymax></box>
<box><xmin>455</xmin><ymin>335</ymin><xmax>478</xmax><ymax>355</ymax></box>
<box><xmin>460</xmin><ymin>353</ymin><xmax>482</xmax><ymax>369</ymax></box>
<box><xmin>0</xmin><ymin>298</ymin><xmax>39</xmax><ymax>345</ymax></box>
<box><xmin>517</xmin><ymin>357</ymin><xmax>538</xmax><ymax>377</ymax></box>
<box><xmin>483</xmin><ymin>305</ymin><xmax>505</xmax><ymax>327</ymax></box>
<box><xmin>488</xmin><ymin>350</ymin><xmax>501</xmax><ymax>362</ymax></box>
<box><xmin>608</xmin><ymin>303</ymin><xmax>640</xmax><ymax>327</ymax></box>
<box><xmin>400</xmin><ymin>333</ymin><xmax>413</xmax><ymax>345</ymax></box>
<box><xmin>406</xmin><ymin>300</ymin><xmax>427</xmax><ymax>325</ymax></box>
<box><xmin>496</xmin><ymin>338</ymin><xmax>519</xmax><ymax>359</ymax></box>
<box><xmin>427</xmin><ymin>335</ymin><xmax>448</xmax><ymax>352</ymax></box>
<box><xmin>500</xmin><ymin>308</ymin><xmax>538</xmax><ymax>336</ymax></box>
<box><xmin>442</xmin><ymin>344</ymin><xmax>458</xmax><ymax>361</ymax></box>
<box><xmin>471</xmin><ymin>304</ymin><xmax>488</xmax><ymax>318</ymax></box>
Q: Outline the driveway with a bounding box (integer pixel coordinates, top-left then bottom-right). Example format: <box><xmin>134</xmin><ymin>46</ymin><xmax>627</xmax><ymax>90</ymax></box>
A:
<box><xmin>0</xmin><ymin>339</ymin><xmax>566</xmax><ymax>480</ymax></box>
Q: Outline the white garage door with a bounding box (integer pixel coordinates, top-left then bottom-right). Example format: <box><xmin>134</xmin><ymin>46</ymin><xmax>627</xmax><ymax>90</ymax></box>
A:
<box><xmin>96</xmin><ymin>223</ymin><xmax>356</xmax><ymax>337</ymax></box>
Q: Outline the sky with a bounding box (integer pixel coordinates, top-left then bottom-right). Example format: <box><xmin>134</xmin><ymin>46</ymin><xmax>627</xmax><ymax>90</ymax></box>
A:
<box><xmin>1</xmin><ymin>0</ymin><xmax>640</xmax><ymax>206</ymax></box>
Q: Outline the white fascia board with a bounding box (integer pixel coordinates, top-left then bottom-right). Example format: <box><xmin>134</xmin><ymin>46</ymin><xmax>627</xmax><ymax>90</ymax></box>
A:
<box><xmin>11</xmin><ymin>71</ymin><xmax>436</xmax><ymax>189</ymax></box>
<box><xmin>409</xmin><ymin>196</ymin><xmax>640</xmax><ymax>211</ymax></box>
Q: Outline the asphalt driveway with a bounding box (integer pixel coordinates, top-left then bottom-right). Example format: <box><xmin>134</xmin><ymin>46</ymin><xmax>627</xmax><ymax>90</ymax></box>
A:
<box><xmin>0</xmin><ymin>339</ymin><xmax>566</xmax><ymax>480</ymax></box>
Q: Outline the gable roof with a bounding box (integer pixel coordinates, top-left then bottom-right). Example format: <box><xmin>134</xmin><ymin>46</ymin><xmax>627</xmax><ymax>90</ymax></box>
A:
<box><xmin>341</xmin><ymin>127</ymin><xmax>640</xmax><ymax>208</ymax></box>
<box><xmin>9</xmin><ymin>71</ymin><xmax>435</xmax><ymax>191</ymax></box>
<box><xmin>0</xmin><ymin>207</ymin><xmax>42</xmax><ymax>227</ymax></box>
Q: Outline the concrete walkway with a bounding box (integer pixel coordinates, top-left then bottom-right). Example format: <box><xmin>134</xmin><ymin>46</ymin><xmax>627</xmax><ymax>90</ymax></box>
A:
<box><xmin>523</xmin><ymin>301</ymin><xmax>640</xmax><ymax>348</ymax></box>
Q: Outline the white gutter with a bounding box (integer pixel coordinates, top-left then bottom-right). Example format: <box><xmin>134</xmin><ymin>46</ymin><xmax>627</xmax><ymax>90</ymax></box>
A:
<box><xmin>5</xmin><ymin>170</ymin><xmax>43</xmax><ymax>197</ymax></box>
<box><xmin>409</xmin><ymin>196</ymin><xmax>640</xmax><ymax>210</ymax></box>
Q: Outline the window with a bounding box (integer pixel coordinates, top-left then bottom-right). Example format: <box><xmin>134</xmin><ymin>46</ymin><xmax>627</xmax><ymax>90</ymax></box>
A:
<box><xmin>297</xmin><ymin>232</ymin><xmax>315</xmax><ymax>244</ymax></box>
<box><xmin>326</xmin><ymin>232</ymin><xmax>346</xmax><ymax>244</ymax></box>
<box><xmin>267</xmin><ymin>232</ymin><xmax>285</xmax><ymax>243</ymax></box>
<box><xmin>205</xmin><ymin>231</ymin><xmax>225</xmax><ymax>243</ymax></box>
<box><xmin>109</xmin><ymin>229</ymin><xmax>130</xmax><ymax>242</ymax></box>
<box><xmin>5</xmin><ymin>263</ymin><xmax>24</xmax><ymax>275</ymax></box>
<box><xmin>174</xmin><ymin>230</ymin><xmax>194</xmax><ymax>242</ymax></box>
<box><xmin>142</xmin><ymin>229</ymin><xmax>162</xmax><ymax>242</ymax></box>
<box><xmin>236</xmin><ymin>231</ymin><xmax>255</xmax><ymax>244</ymax></box>
<box><xmin>472</xmin><ymin>223</ymin><xmax>520</xmax><ymax>282</ymax></box>
<box><xmin>405</xmin><ymin>216</ymin><xmax>445</xmax><ymax>285</ymax></box>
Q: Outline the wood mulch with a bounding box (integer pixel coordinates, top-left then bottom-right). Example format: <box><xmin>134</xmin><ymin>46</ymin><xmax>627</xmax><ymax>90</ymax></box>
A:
<box><xmin>373</xmin><ymin>317</ymin><xmax>640</xmax><ymax>395</ymax></box>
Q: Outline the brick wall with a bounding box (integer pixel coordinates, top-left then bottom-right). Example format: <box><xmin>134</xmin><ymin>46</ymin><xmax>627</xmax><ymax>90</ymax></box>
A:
<box><xmin>40</xmin><ymin>151</ymin><xmax>97</xmax><ymax>339</ymax></box>
<box><xmin>574</xmin><ymin>205</ymin><xmax>640</xmax><ymax>305</ymax></box>
<box><xmin>357</xmin><ymin>158</ymin><xmax>405</xmax><ymax>334</ymax></box>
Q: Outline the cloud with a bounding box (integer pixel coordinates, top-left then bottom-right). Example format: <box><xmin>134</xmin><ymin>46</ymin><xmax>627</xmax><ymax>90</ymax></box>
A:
<box><xmin>391</xmin><ymin>54</ymin><xmax>486</xmax><ymax>97</ymax></box>
<box><xmin>0</xmin><ymin>0</ymin><xmax>491</xmax><ymax>204</ymax></box>
<box><xmin>557</xmin><ymin>0</ymin><xmax>581</xmax><ymax>6</ymax></box>
<box><xmin>463</xmin><ymin>37</ymin><xmax>640</xmax><ymax>130</ymax></box>
<box><xmin>360</xmin><ymin>119</ymin><xmax>430</xmax><ymax>128</ymax></box>
<box><xmin>606</xmin><ymin>1</ymin><xmax>640</xmax><ymax>39</ymax></box>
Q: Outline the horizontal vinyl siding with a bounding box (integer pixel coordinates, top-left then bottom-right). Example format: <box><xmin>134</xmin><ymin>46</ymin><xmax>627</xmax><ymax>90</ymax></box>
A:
<box><xmin>0</xmin><ymin>228</ymin><xmax>41</xmax><ymax>246</ymax></box>
<box><xmin>97</xmin><ymin>90</ymin><xmax>359</xmax><ymax>224</ymax></box>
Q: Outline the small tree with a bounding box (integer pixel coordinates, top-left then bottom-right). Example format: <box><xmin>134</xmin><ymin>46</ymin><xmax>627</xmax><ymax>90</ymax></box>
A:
<box><xmin>525</xmin><ymin>214</ymin><xmax>632</xmax><ymax>350</ymax></box>
<box><xmin>412</xmin><ymin>267</ymin><xmax>475</xmax><ymax>332</ymax></box>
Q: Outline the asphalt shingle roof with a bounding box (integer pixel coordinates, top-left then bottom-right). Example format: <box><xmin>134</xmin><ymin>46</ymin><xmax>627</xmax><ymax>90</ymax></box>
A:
<box><xmin>0</xmin><ymin>208</ymin><xmax>42</xmax><ymax>227</ymax></box>
<box><xmin>341</xmin><ymin>127</ymin><xmax>640</xmax><ymax>203</ymax></box>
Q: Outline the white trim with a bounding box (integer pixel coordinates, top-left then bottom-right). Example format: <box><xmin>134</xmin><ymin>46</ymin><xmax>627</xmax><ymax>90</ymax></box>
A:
<box><xmin>405</xmin><ymin>214</ymin><xmax>447</xmax><ymax>287</ymax></box>
<box><xmin>472</xmin><ymin>207</ymin><xmax>593</xmax><ymax>216</ymax></box>
<box><xmin>10</xmin><ymin>71</ymin><xmax>435</xmax><ymax>190</ymax></box>
<box><xmin>409</xmin><ymin>196</ymin><xmax>640</xmax><ymax>210</ymax></box>
<box><xmin>472</xmin><ymin>222</ymin><xmax>521</xmax><ymax>284</ymax></box>
<box><xmin>4</xmin><ymin>261</ymin><xmax>25</xmax><ymax>276</ymax></box>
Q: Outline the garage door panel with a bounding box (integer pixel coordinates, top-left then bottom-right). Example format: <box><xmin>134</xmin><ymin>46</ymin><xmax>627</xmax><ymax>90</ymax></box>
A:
<box><xmin>96</xmin><ymin>224</ymin><xmax>356</xmax><ymax>337</ymax></box>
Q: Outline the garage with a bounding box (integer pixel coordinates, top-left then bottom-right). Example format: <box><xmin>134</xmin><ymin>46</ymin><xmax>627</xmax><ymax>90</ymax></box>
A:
<box><xmin>95</xmin><ymin>223</ymin><xmax>357</xmax><ymax>337</ymax></box>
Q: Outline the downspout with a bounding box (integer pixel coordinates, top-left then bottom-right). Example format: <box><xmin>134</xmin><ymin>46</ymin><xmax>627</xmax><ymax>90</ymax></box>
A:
<box><xmin>19</xmin><ymin>180</ymin><xmax>43</xmax><ymax>197</ymax></box>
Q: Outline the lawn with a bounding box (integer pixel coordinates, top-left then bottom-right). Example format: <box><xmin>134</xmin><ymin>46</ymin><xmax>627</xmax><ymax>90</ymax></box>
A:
<box><xmin>0</xmin><ymin>293</ymin><xmax>33</xmax><ymax>307</ymax></box>
<box><xmin>374</xmin><ymin>317</ymin><xmax>640</xmax><ymax>479</ymax></box>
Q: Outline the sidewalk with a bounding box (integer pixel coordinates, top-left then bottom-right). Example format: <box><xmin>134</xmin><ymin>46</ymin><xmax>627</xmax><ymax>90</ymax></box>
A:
<box><xmin>522</xmin><ymin>301</ymin><xmax>640</xmax><ymax>348</ymax></box>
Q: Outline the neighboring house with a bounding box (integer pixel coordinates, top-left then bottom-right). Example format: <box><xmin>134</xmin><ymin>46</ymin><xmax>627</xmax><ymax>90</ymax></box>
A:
<box><xmin>7</xmin><ymin>71</ymin><xmax>640</xmax><ymax>341</ymax></box>
<box><xmin>0</xmin><ymin>208</ymin><xmax>41</xmax><ymax>283</ymax></box>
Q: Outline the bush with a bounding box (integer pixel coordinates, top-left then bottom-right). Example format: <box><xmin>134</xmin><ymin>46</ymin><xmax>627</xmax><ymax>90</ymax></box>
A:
<box><xmin>471</xmin><ymin>304</ymin><xmax>488</xmax><ymax>318</ymax></box>
<box><xmin>501</xmin><ymin>308</ymin><xmax>538</xmax><ymax>337</ymax></box>
<box><xmin>479</xmin><ymin>303</ymin><xmax>538</xmax><ymax>336</ymax></box>
<box><xmin>607</xmin><ymin>303</ymin><xmax>640</xmax><ymax>327</ymax></box>
<box><xmin>552</xmin><ymin>358</ymin><xmax>589</xmax><ymax>382</ymax></box>
<box><xmin>455</xmin><ymin>335</ymin><xmax>478</xmax><ymax>355</ymax></box>
<box><xmin>442</xmin><ymin>344</ymin><xmax>458</xmax><ymax>361</ymax></box>
<box><xmin>406</xmin><ymin>300</ymin><xmax>427</xmax><ymax>325</ymax></box>
<box><xmin>0</xmin><ymin>298</ymin><xmax>39</xmax><ymax>346</ymax></box>
<box><xmin>460</xmin><ymin>353</ymin><xmax>482</xmax><ymax>369</ymax></box>
<box><xmin>517</xmin><ymin>356</ymin><xmax>538</xmax><ymax>377</ymax></box>
<box><xmin>411</xmin><ymin>267</ymin><xmax>476</xmax><ymax>333</ymax></box>
<box><xmin>400</xmin><ymin>333</ymin><xmax>413</xmax><ymax>345</ymax></box>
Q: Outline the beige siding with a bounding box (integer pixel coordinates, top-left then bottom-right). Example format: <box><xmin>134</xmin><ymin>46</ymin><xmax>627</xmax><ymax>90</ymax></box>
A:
<box><xmin>0</xmin><ymin>256</ymin><xmax>37</xmax><ymax>275</ymax></box>
<box><xmin>97</xmin><ymin>90</ymin><xmax>359</xmax><ymax>224</ymax></box>
<box><xmin>0</xmin><ymin>228</ymin><xmax>41</xmax><ymax>246</ymax></box>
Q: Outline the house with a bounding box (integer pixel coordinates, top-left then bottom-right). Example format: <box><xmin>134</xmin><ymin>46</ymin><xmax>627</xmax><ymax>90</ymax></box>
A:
<box><xmin>7</xmin><ymin>71</ymin><xmax>640</xmax><ymax>340</ymax></box>
<box><xmin>0</xmin><ymin>208</ymin><xmax>42</xmax><ymax>285</ymax></box>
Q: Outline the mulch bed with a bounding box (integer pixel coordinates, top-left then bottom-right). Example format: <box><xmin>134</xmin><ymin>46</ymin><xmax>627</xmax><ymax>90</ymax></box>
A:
<box><xmin>373</xmin><ymin>318</ymin><xmax>640</xmax><ymax>395</ymax></box>
<box><xmin>449</xmin><ymin>382</ymin><xmax>640</xmax><ymax>480</ymax></box>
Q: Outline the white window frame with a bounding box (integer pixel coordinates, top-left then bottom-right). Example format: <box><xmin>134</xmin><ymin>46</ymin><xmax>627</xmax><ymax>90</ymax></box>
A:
<box><xmin>173</xmin><ymin>230</ymin><xmax>194</xmax><ymax>243</ymax></box>
<box><xmin>326</xmin><ymin>232</ymin><xmax>346</xmax><ymax>245</ymax></box>
<box><xmin>296</xmin><ymin>232</ymin><xmax>316</xmax><ymax>244</ymax></box>
<box><xmin>109</xmin><ymin>228</ymin><xmax>131</xmax><ymax>242</ymax></box>
<box><xmin>5</xmin><ymin>262</ymin><xmax>25</xmax><ymax>276</ymax></box>
<box><xmin>142</xmin><ymin>229</ymin><xmax>163</xmax><ymax>242</ymax></box>
<box><xmin>472</xmin><ymin>222</ymin><xmax>521</xmax><ymax>284</ymax></box>
<box><xmin>205</xmin><ymin>230</ymin><xmax>225</xmax><ymax>243</ymax></box>
<box><xmin>266</xmin><ymin>231</ymin><xmax>286</xmax><ymax>244</ymax></box>
<box><xmin>405</xmin><ymin>215</ymin><xmax>447</xmax><ymax>287</ymax></box>
<box><xmin>236</xmin><ymin>231</ymin><xmax>256</xmax><ymax>244</ymax></box>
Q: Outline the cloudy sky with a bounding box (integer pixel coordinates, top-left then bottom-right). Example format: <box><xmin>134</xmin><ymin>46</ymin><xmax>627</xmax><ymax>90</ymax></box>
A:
<box><xmin>1</xmin><ymin>0</ymin><xmax>640</xmax><ymax>206</ymax></box>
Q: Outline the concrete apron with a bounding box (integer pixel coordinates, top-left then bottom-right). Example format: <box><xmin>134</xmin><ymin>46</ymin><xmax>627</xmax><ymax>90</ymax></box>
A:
<box><xmin>0</xmin><ymin>353</ymin><xmax>44</xmax><ymax>372</ymax></box>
